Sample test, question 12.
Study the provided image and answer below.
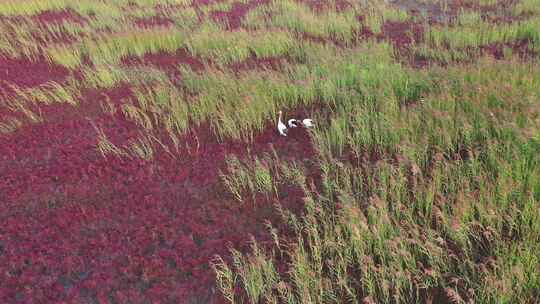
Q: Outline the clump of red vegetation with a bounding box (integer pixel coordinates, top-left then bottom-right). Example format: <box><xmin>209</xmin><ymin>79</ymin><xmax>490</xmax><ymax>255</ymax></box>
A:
<box><xmin>0</xmin><ymin>56</ymin><xmax>69</xmax><ymax>88</ymax></box>
<box><xmin>381</xmin><ymin>21</ymin><xmax>424</xmax><ymax>50</ymax></box>
<box><xmin>480</xmin><ymin>39</ymin><xmax>538</xmax><ymax>60</ymax></box>
<box><xmin>334</xmin><ymin>0</ymin><xmax>352</xmax><ymax>12</ymax></box>
<box><xmin>32</xmin><ymin>8</ymin><xmax>86</xmax><ymax>24</ymax></box>
<box><xmin>0</xmin><ymin>79</ymin><xmax>316</xmax><ymax>302</ymax></box>
<box><xmin>123</xmin><ymin>49</ymin><xmax>205</xmax><ymax>71</ymax></box>
<box><xmin>229</xmin><ymin>55</ymin><xmax>285</xmax><ymax>74</ymax></box>
<box><xmin>299</xmin><ymin>0</ymin><xmax>351</xmax><ymax>12</ymax></box>
<box><xmin>122</xmin><ymin>49</ymin><xmax>205</xmax><ymax>82</ymax></box>
<box><xmin>36</xmin><ymin>85</ymin><xmax>134</xmax><ymax>125</ymax></box>
<box><xmin>356</xmin><ymin>12</ymin><xmax>424</xmax><ymax>48</ymax></box>
<box><xmin>210</xmin><ymin>0</ymin><xmax>270</xmax><ymax>30</ymax></box>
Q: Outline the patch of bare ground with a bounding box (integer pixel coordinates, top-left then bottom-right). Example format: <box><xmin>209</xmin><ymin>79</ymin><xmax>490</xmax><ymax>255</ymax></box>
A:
<box><xmin>31</xmin><ymin>8</ymin><xmax>86</xmax><ymax>24</ymax></box>
<box><xmin>210</xmin><ymin>0</ymin><xmax>270</xmax><ymax>30</ymax></box>
<box><xmin>0</xmin><ymin>56</ymin><xmax>69</xmax><ymax>89</ymax></box>
<box><xmin>134</xmin><ymin>16</ymin><xmax>174</xmax><ymax>28</ymax></box>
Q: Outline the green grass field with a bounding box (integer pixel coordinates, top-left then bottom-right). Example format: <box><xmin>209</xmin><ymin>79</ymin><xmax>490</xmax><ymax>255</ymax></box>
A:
<box><xmin>1</xmin><ymin>0</ymin><xmax>539</xmax><ymax>303</ymax></box>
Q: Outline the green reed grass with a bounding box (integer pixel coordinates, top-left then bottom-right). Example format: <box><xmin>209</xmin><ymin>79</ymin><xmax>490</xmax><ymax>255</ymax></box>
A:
<box><xmin>0</xmin><ymin>18</ymin><xmax>43</xmax><ymax>60</ymax></box>
<box><xmin>0</xmin><ymin>0</ymin><xmax>68</xmax><ymax>16</ymax></box>
<box><xmin>214</xmin><ymin>53</ymin><xmax>540</xmax><ymax>303</ymax></box>
<box><xmin>162</xmin><ymin>6</ymin><xmax>199</xmax><ymax>29</ymax></box>
<box><xmin>244</xmin><ymin>0</ymin><xmax>359</xmax><ymax>43</ymax></box>
<box><xmin>44</xmin><ymin>26</ymin><xmax>186</xmax><ymax>68</ymax></box>
<box><xmin>87</xmin><ymin>28</ymin><xmax>185</xmax><ymax>64</ymax></box>
<box><xmin>364</xmin><ymin>3</ymin><xmax>409</xmax><ymax>34</ymax></box>
<box><xmin>427</xmin><ymin>15</ymin><xmax>540</xmax><ymax>51</ymax></box>
<box><xmin>220</xmin><ymin>155</ymin><xmax>277</xmax><ymax>202</ymax></box>
<box><xmin>199</xmin><ymin>0</ymin><xmax>234</xmax><ymax>14</ymax></box>
<box><xmin>513</xmin><ymin>0</ymin><xmax>540</xmax><ymax>15</ymax></box>
<box><xmin>186</xmin><ymin>21</ymin><xmax>297</xmax><ymax>66</ymax></box>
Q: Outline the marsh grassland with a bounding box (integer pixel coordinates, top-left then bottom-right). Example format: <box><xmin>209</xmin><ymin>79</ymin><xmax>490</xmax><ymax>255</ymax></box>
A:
<box><xmin>0</xmin><ymin>0</ymin><xmax>539</xmax><ymax>303</ymax></box>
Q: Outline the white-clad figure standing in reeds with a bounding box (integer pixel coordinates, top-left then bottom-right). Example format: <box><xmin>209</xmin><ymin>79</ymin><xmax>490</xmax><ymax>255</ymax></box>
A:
<box><xmin>277</xmin><ymin>110</ymin><xmax>288</xmax><ymax>136</ymax></box>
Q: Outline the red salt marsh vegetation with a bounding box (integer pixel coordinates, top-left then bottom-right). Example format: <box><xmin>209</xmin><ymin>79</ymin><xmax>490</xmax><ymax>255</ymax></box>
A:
<box><xmin>0</xmin><ymin>57</ymin><xmax>68</xmax><ymax>88</ymax></box>
<box><xmin>32</xmin><ymin>8</ymin><xmax>86</xmax><ymax>24</ymax></box>
<box><xmin>210</xmin><ymin>0</ymin><xmax>270</xmax><ymax>30</ymax></box>
<box><xmin>1</xmin><ymin>0</ymin><xmax>540</xmax><ymax>303</ymax></box>
<box><xmin>0</xmin><ymin>113</ymin><xmax>313</xmax><ymax>302</ymax></box>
